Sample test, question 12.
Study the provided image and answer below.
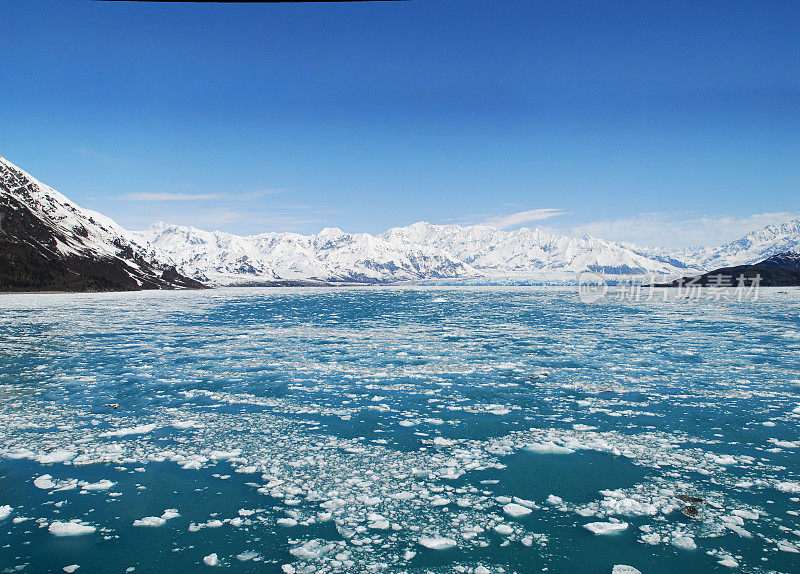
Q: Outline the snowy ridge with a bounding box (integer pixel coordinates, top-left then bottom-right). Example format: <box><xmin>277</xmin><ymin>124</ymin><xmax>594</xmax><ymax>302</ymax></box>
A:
<box><xmin>1</xmin><ymin>156</ymin><xmax>148</xmax><ymax>260</ymax></box>
<box><xmin>0</xmin><ymin>156</ymin><xmax>199</xmax><ymax>290</ymax></box>
<box><xmin>139</xmin><ymin>221</ymin><xmax>704</xmax><ymax>285</ymax></box>
<box><xmin>380</xmin><ymin>222</ymin><xmax>702</xmax><ymax>276</ymax></box>
<box><xmin>700</xmin><ymin>219</ymin><xmax>800</xmax><ymax>269</ymax></box>
<box><xmin>138</xmin><ymin>222</ymin><xmax>477</xmax><ymax>284</ymax></box>
<box><xmin>140</xmin><ymin>217</ymin><xmax>800</xmax><ymax>285</ymax></box>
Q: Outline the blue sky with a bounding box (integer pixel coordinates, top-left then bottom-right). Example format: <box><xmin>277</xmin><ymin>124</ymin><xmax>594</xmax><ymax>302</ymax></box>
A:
<box><xmin>2</xmin><ymin>0</ymin><xmax>799</xmax><ymax>247</ymax></box>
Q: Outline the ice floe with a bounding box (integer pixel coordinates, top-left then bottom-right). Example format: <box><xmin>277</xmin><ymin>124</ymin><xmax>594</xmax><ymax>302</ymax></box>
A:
<box><xmin>418</xmin><ymin>536</ymin><xmax>457</xmax><ymax>550</ymax></box>
<box><xmin>584</xmin><ymin>521</ymin><xmax>629</xmax><ymax>535</ymax></box>
<box><xmin>48</xmin><ymin>521</ymin><xmax>96</xmax><ymax>536</ymax></box>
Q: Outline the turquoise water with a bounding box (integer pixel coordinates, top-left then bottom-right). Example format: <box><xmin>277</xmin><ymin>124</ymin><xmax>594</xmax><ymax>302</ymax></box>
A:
<box><xmin>0</xmin><ymin>287</ymin><xmax>799</xmax><ymax>574</ymax></box>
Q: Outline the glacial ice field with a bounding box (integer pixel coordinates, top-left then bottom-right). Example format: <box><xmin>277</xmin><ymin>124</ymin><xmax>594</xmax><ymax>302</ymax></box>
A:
<box><xmin>0</xmin><ymin>286</ymin><xmax>799</xmax><ymax>574</ymax></box>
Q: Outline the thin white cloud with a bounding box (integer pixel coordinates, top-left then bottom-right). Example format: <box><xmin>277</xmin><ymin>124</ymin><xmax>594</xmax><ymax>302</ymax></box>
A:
<box><xmin>552</xmin><ymin>211</ymin><xmax>800</xmax><ymax>249</ymax></box>
<box><xmin>482</xmin><ymin>208</ymin><xmax>566</xmax><ymax>229</ymax></box>
<box><xmin>243</xmin><ymin>188</ymin><xmax>286</xmax><ymax>198</ymax></box>
<box><xmin>120</xmin><ymin>192</ymin><xmax>223</xmax><ymax>202</ymax></box>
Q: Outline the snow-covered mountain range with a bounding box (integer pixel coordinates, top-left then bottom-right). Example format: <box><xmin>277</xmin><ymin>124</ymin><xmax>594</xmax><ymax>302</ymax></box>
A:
<box><xmin>2</xmin><ymin>154</ymin><xmax>799</xmax><ymax>289</ymax></box>
<box><xmin>139</xmin><ymin>218</ymin><xmax>800</xmax><ymax>286</ymax></box>
<box><xmin>137</xmin><ymin>222</ymin><xmax>476</xmax><ymax>284</ymax></box>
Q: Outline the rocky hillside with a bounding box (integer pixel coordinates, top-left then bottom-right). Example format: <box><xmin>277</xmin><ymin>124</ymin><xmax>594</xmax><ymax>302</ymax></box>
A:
<box><xmin>0</xmin><ymin>156</ymin><xmax>203</xmax><ymax>292</ymax></box>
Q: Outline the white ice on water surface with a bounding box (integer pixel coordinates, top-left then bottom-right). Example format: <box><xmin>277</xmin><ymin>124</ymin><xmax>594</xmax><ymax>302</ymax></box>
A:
<box><xmin>132</xmin><ymin>509</ymin><xmax>180</xmax><ymax>527</ymax></box>
<box><xmin>502</xmin><ymin>503</ymin><xmax>532</xmax><ymax>517</ymax></box>
<box><xmin>584</xmin><ymin>521</ymin><xmax>629</xmax><ymax>535</ymax></box>
<box><xmin>100</xmin><ymin>423</ymin><xmax>158</xmax><ymax>437</ymax></box>
<box><xmin>48</xmin><ymin>521</ymin><xmax>96</xmax><ymax>536</ymax></box>
<box><xmin>418</xmin><ymin>536</ymin><xmax>457</xmax><ymax>550</ymax></box>
<box><xmin>1</xmin><ymin>288</ymin><xmax>800</xmax><ymax>573</ymax></box>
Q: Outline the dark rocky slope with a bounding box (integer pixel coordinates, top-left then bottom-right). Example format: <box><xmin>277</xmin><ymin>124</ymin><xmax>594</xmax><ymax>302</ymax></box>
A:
<box><xmin>0</xmin><ymin>156</ymin><xmax>204</xmax><ymax>292</ymax></box>
<box><xmin>658</xmin><ymin>251</ymin><xmax>800</xmax><ymax>288</ymax></box>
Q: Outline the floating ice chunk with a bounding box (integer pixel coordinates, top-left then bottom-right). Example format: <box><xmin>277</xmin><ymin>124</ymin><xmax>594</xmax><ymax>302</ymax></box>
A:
<box><xmin>769</xmin><ymin>439</ymin><xmax>800</xmax><ymax>448</ymax></box>
<box><xmin>601</xmin><ymin>497</ymin><xmax>658</xmax><ymax>517</ymax></box>
<box><xmin>432</xmin><ymin>437</ymin><xmax>454</xmax><ymax>447</ymax></box>
<box><xmin>172</xmin><ymin>420</ymin><xmax>202</xmax><ymax>429</ymax></box>
<box><xmin>133</xmin><ymin>516</ymin><xmax>166</xmax><ymax>527</ymax></box>
<box><xmin>290</xmin><ymin>540</ymin><xmax>335</xmax><ymax>560</ymax></box>
<box><xmin>49</xmin><ymin>521</ymin><xmax>96</xmax><ymax>536</ymax></box>
<box><xmin>133</xmin><ymin>509</ymin><xmax>179</xmax><ymax>526</ymax></box>
<box><xmin>368</xmin><ymin>520</ymin><xmax>391</xmax><ymax>530</ymax></box>
<box><xmin>722</xmin><ymin>522</ymin><xmax>752</xmax><ymax>538</ymax></box>
<box><xmin>612</xmin><ymin>567</ymin><xmax>642</xmax><ymax>574</ymax></box>
<box><xmin>34</xmin><ymin>475</ymin><xmax>56</xmax><ymax>489</ymax></box>
<box><xmin>438</xmin><ymin>468</ymin><xmax>463</xmax><ymax>480</ymax></box>
<box><xmin>277</xmin><ymin>518</ymin><xmax>298</xmax><ymax>527</ymax></box>
<box><xmin>494</xmin><ymin>523</ymin><xmax>514</xmax><ymax>536</ymax></box>
<box><xmin>0</xmin><ymin>505</ymin><xmax>11</xmax><ymax>520</ymax></box>
<box><xmin>6</xmin><ymin>448</ymin><xmax>35</xmax><ymax>460</ymax></box>
<box><xmin>37</xmin><ymin>450</ymin><xmax>76</xmax><ymax>464</ymax></box>
<box><xmin>546</xmin><ymin>494</ymin><xmax>563</xmax><ymax>505</ymax></box>
<box><xmin>640</xmin><ymin>533</ymin><xmax>661</xmax><ymax>545</ymax></box>
<box><xmin>236</xmin><ymin>551</ymin><xmax>259</xmax><ymax>561</ymax></box>
<box><xmin>101</xmin><ymin>423</ymin><xmax>158</xmax><ymax>437</ymax></box>
<box><xmin>63</xmin><ymin>566</ymin><xmax>80</xmax><ymax>573</ymax></box>
<box><xmin>524</xmin><ymin>442</ymin><xmax>575</xmax><ymax>455</ymax></box>
<box><xmin>717</xmin><ymin>555</ymin><xmax>739</xmax><ymax>568</ymax></box>
<box><xmin>503</xmin><ymin>503</ymin><xmax>532</xmax><ymax>517</ymax></box>
<box><xmin>418</xmin><ymin>536</ymin><xmax>457</xmax><ymax>550</ymax></box>
<box><xmin>390</xmin><ymin>491</ymin><xmax>416</xmax><ymax>500</ymax></box>
<box><xmin>671</xmin><ymin>536</ymin><xmax>697</xmax><ymax>550</ymax></box>
<box><xmin>573</xmin><ymin>424</ymin><xmax>597</xmax><ymax>431</ymax></box>
<box><xmin>202</xmin><ymin>554</ymin><xmax>219</xmax><ymax>566</ymax></box>
<box><xmin>584</xmin><ymin>521</ymin><xmax>628</xmax><ymax>535</ymax></box>
<box><xmin>710</xmin><ymin>454</ymin><xmax>737</xmax><ymax>466</ymax></box>
<box><xmin>776</xmin><ymin>481</ymin><xmax>800</xmax><ymax>493</ymax></box>
<box><xmin>777</xmin><ymin>540</ymin><xmax>799</xmax><ymax>553</ymax></box>
<box><xmin>731</xmin><ymin>509</ymin><xmax>758</xmax><ymax>520</ymax></box>
<box><xmin>209</xmin><ymin>449</ymin><xmax>241</xmax><ymax>460</ymax></box>
<box><xmin>81</xmin><ymin>480</ymin><xmax>115</xmax><ymax>491</ymax></box>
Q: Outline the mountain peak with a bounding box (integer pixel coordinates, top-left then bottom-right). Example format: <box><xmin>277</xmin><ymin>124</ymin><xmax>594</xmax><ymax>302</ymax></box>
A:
<box><xmin>0</xmin><ymin>156</ymin><xmax>203</xmax><ymax>292</ymax></box>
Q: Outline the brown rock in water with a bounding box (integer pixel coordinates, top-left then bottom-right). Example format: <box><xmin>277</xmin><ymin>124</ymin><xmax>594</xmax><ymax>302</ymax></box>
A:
<box><xmin>681</xmin><ymin>505</ymin><xmax>701</xmax><ymax>519</ymax></box>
